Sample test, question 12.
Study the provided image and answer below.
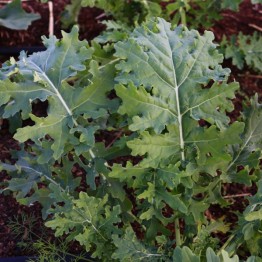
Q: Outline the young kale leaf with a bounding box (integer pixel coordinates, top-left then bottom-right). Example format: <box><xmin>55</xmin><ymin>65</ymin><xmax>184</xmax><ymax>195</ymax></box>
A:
<box><xmin>114</xmin><ymin>18</ymin><xmax>243</xmax><ymax>170</ymax></box>
<box><xmin>0</xmin><ymin>26</ymin><xmax>116</xmax><ymax>160</ymax></box>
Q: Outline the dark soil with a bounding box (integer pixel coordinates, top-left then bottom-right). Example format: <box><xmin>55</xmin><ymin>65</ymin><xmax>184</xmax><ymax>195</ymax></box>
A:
<box><xmin>0</xmin><ymin>0</ymin><xmax>261</xmax><ymax>258</ymax></box>
<box><xmin>0</xmin><ymin>0</ymin><xmax>104</xmax><ymax>47</ymax></box>
<box><xmin>212</xmin><ymin>0</ymin><xmax>262</xmax><ymax>104</ymax></box>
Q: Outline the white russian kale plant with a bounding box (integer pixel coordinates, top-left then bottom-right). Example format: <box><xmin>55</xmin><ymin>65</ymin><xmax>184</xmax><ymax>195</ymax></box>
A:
<box><xmin>0</xmin><ymin>18</ymin><xmax>261</xmax><ymax>261</ymax></box>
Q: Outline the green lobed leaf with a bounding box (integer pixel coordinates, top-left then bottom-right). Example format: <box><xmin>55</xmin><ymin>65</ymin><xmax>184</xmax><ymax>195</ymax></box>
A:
<box><xmin>223</xmin><ymin>35</ymin><xmax>245</xmax><ymax>70</ymax></box>
<box><xmin>0</xmin><ymin>79</ymin><xmax>52</xmax><ymax>119</ymax></box>
<box><xmin>0</xmin><ymin>156</ymin><xmax>50</xmax><ymax>196</ymax></box>
<box><xmin>0</xmin><ymin>160</ymin><xmax>41</xmax><ymax>198</ymax></box>
<box><xmin>109</xmin><ymin>161</ymin><xmax>191</xmax><ymax>226</ymax></box>
<box><xmin>19</xmin><ymin>188</ymin><xmax>54</xmax><ymax>219</ymax></box>
<box><xmin>206</xmin><ymin>247</ymin><xmax>220</xmax><ymax>262</ymax></box>
<box><xmin>191</xmin><ymin>122</ymin><xmax>244</xmax><ymax>174</ymax></box>
<box><xmin>227</xmin><ymin>95</ymin><xmax>262</xmax><ymax>178</ymax></box>
<box><xmin>0</xmin><ymin>26</ymin><xmax>117</xmax><ymax>160</ymax></box>
<box><xmin>244</xmin><ymin>179</ymin><xmax>262</xmax><ymax>222</ymax></box>
<box><xmin>60</xmin><ymin>0</ymin><xmax>82</xmax><ymax>28</ymax></box>
<box><xmin>137</xmin><ymin>181</ymin><xmax>187</xmax><ymax>214</ymax></box>
<box><xmin>173</xmin><ymin>246</ymin><xmax>200</xmax><ymax>262</ymax></box>
<box><xmin>238</xmin><ymin>32</ymin><xmax>262</xmax><ymax>73</ymax></box>
<box><xmin>247</xmin><ymin>256</ymin><xmax>262</xmax><ymax>262</ymax></box>
<box><xmin>0</xmin><ymin>149</ymin><xmax>84</xmax><ymax>219</ymax></box>
<box><xmin>0</xmin><ymin>0</ymin><xmax>40</xmax><ymax>30</ymax></box>
<box><xmin>112</xmin><ymin>227</ymin><xmax>161</xmax><ymax>261</ymax></box>
<box><xmin>115</xmin><ymin>18</ymin><xmax>239</xmax><ymax>171</ymax></box>
<box><xmin>0</xmin><ymin>152</ymin><xmax>56</xmax><ymax>219</ymax></box>
<box><xmin>220</xmin><ymin>250</ymin><xmax>240</xmax><ymax>262</ymax></box>
<box><xmin>127</xmin><ymin>130</ymin><xmax>180</xmax><ymax>168</ymax></box>
<box><xmin>46</xmin><ymin>192</ymin><xmax>122</xmax><ymax>259</ymax></box>
<box><xmin>221</xmin><ymin>0</ymin><xmax>242</xmax><ymax>11</ymax></box>
<box><xmin>223</xmin><ymin>32</ymin><xmax>262</xmax><ymax>72</ymax></box>
<box><xmin>172</xmin><ymin>246</ymin><xmax>261</xmax><ymax>262</ymax></box>
<box><xmin>81</xmin><ymin>0</ymin><xmax>162</xmax><ymax>27</ymax></box>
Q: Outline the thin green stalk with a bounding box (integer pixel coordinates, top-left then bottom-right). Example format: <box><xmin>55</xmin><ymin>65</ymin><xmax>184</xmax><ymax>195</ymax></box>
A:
<box><xmin>175</xmin><ymin>218</ymin><xmax>181</xmax><ymax>246</ymax></box>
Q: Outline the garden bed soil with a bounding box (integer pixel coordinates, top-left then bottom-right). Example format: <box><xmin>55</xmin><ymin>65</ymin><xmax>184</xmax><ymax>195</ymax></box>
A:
<box><xmin>0</xmin><ymin>0</ymin><xmax>104</xmax><ymax>47</ymax></box>
<box><xmin>0</xmin><ymin>0</ymin><xmax>261</xmax><ymax>258</ymax></box>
